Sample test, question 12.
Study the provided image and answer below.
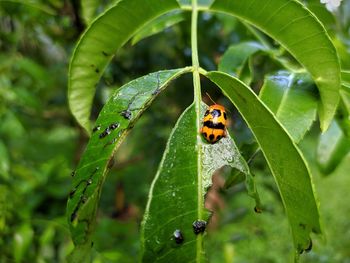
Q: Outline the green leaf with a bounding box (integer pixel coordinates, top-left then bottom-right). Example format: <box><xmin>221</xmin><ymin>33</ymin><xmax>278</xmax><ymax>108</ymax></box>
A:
<box><xmin>218</xmin><ymin>41</ymin><xmax>267</xmax><ymax>77</ymax></box>
<box><xmin>0</xmin><ymin>140</ymin><xmax>10</xmax><ymax>180</ymax></box>
<box><xmin>209</xmin><ymin>0</ymin><xmax>341</xmax><ymax>131</ymax></box>
<box><xmin>206</xmin><ymin>71</ymin><xmax>321</xmax><ymax>256</ymax></box>
<box><xmin>66</xmin><ymin>68</ymin><xmax>190</xmax><ymax>262</ymax></box>
<box><xmin>259</xmin><ymin>71</ymin><xmax>318</xmax><ymax>142</ymax></box>
<box><xmin>132</xmin><ymin>11</ymin><xmax>185</xmax><ymax>45</ymax></box>
<box><xmin>0</xmin><ymin>0</ymin><xmax>56</xmax><ymax>15</ymax></box>
<box><xmin>177</xmin><ymin>0</ymin><xmax>214</xmax><ymax>9</ymax></box>
<box><xmin>68</xmin><ymin>0</ymin><xmax>180</xmax><ymax>133</ymax></box>
<box><xmin>316</xmin><ymin>120</ymin><xmax>350</xmax><ymax>174</ymax></box>
<box><xmin>80</xmin><ymin>0</ymin><xmax>99</xmax><ymax>25</ymax></box>
<box><xmin>141</xmin><ymin>102</ymin><xmax>255</xmax><ymax>262</ymax></box>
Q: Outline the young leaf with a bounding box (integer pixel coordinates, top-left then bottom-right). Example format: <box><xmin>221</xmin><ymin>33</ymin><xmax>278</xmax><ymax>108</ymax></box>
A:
<box><xmin>68</xmin><ymin>0</ymin><xmax>180</xmax><ymax>133</ymax></box>
<box><xmin>218</xmin><ymin>41</ymin><xmax>267</xmax><ymax>77</ymax></box>
<box><xmin>210</xmin><ymin>0</ymin><xmax>341</xmax><ymax>131</ymax></box>
<box><xmin>141</xmin><ymin>103</ymin><xmax>256</xmax><ymax>262</ymax></box>
<box><xmin>206</xmin><ymin>71</ymin><xmax>321</xmax><ymax>256</ymax></box>
<box><xmin>132</xmin><ymin>11</ymin><xmax>185</xmax><ymax>45</ymax></box>
<box><xmin>316</xmin><ymin>120</ymin><xmax>350</xmax><ymax>174</ymax></box>
<box><xmin>66</xmin><ymin>68</ymin><xmax>190</xmax><ymax>262</ymax></box>
<box><xmin>81</xmin><ymin>0</ymin><xmax>100</xmax><ymax>25</ymax></box>
<box><xmin>259</xmin><ymin>71</ymin><xmax>318</xmax><ymax>142</ymax></box>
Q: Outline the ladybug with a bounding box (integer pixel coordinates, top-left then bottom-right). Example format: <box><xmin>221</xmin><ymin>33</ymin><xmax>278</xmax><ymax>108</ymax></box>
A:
<box><xmin>200</xmin><ymin>104</ymin><xmax>227</xmax><ymax>144</ymax></box>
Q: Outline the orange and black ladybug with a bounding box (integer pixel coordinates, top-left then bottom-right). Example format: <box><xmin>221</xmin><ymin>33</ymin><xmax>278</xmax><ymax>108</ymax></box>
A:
<box><xmin>200</xmin><ymin>104</ymin><xmax>227</xmax><ymax>144</ymax></box>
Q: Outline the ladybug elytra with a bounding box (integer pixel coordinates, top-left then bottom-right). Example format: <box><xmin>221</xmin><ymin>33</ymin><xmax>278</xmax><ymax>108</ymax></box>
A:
<box><xmin>200</xmin><ymin>104</ymin><xmax>227</xmax><ymax>144</ymax></box>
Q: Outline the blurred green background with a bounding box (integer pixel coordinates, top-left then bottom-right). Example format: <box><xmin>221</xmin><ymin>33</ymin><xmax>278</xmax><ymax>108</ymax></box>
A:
<box><xmin>1</xmin><ymin>0</ymin><xmax>350</xmax><ymax>262</ymax></box>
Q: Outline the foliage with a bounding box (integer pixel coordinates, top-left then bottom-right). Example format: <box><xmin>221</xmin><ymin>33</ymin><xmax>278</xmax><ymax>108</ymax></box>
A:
<box><xmin>1</xmin><ymin>0</ymin><xmax>350</xmax><ymax>262</ymax></box>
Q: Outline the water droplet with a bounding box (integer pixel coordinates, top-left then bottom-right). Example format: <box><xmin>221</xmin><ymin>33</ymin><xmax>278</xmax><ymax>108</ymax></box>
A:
<box><xmin>192</xmin><ymin>220</ymin><xmax>207</xmax><ymax>234</ymax></box>
<box><xmin>173</xmin><ymin>229</ymin><xmax>184</xmax><ymax>244</ymax></box>
<box><xmin>172</xmin><ymin>192</ymin><xmax>176</xmax><ymax>197</ymax></box>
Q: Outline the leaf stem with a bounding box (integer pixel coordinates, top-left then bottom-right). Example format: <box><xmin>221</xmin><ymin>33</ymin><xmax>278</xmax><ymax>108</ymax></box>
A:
<box><xmin>191</xmin><ymin>0</ymin><xmax>204</xmax><ymax>262</ymax></box>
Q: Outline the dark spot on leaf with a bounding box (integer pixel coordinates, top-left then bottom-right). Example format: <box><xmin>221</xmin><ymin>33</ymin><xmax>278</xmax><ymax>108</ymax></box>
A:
<box><xmin>102</xmin><ymin>51</ymin><xmax>109</xmax><ymax>56</ymax></box>
<box><xmin>91</xmin><ymin>242</ymin><xmax>94</xmax><ymax>247</ymax></box>
<box><xmin>254</xmin><ymin>206</ymin><xmax>262</xmax><ymax>213</ymax></box>
<box><xmin>81</xmin><ymin>196</ymin><xmax>87</xmax><ymax>204</ymax></box>
<box><xmin>299</xmin><ymin>223</ymin><xmax>306</xmax><ymax>230</ymax></box>
<box><xmin>70</xmin><ymin>211</ymin><xmax>77</xmax><ymax>222</ymax></box>
<box><xmin>173</xmin><ymin>229</ymin><xmax>184</xmax><ymax>244</ymax></box>
<box><xmin>90</xmin><ymin>64</ymin><xmax>95</xmax><ymax>68</ymax></box>
<box><xmin>92</xmin><ymin>125</ymin><xmax>101</xmax><ymax>132</ymax></box>
<box><xmin>193</xmin><ymin>220</ymin><xmax>207</xmax><ymax>234</ymax></box>
<box><xmin>209</xmin><ymin>134</ymin><xmax>215</xmax><ymax>141</ymax></box>
<box><xmin>305</xmin><ymin>240</ymin><xmax>312</xmax><ymax>252</ymax></box>
<box><xmin>95</xmin><ymin>68</ymin><xmax>100</xmax><ymax>73</ymax></box>
<box><xmin>71</xmin><ymin>171</ymin><xmax>76</xmax><ymax>177</ymax></box>
<box><xmin>69</xmin><ymin>188</ymin><xmax>77</xmax><ymax>198</ymax></box>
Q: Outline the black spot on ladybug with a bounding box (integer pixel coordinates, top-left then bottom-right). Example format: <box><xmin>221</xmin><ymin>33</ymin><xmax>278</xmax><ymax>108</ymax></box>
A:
<box><xmin>216</xmin><ymin>135</ymin><xmax>221</xmax><ymax>141</ymax></box>
<box><xmin>121</xmin><ymin>110</ymin><xmax>132</xmax><ymax>120</ymax></box>
<box><xmin>204</xmin><ymin>110</ymin><xmax>209</xmax><ymax>116</ymax></box>
<box><xmin>223</xmin><ymin>112</ymin><xmax>227</xmax><ymax>120</ymax></box>
<box><xmin>193</xmin><ymin>220</ymin><xmax>207</xmax><ymax>234</ymax></box>
<box><xmin>203</xmin><ymin>121</ymin><xmax>225</xmax><ymax>130</ymax></box>
<box><xmin>209</xmin><ymin>134</ymin><xmax>215</xmax><ymax>141</ymax></box>
<box><xmin>211</xmin><ymin>109</ymin><xmax>221</xmax><ymax>117</ymax></box>
<box><xmin>92</xmin><ymin>125</ymin><xmax>101</xmax><ymax>132</ymax></box>
<box><xmin>203</xmin><ymin>132</ymin><xmax>207</xmax><ymax>138</ymax></box>
<box><xmin>173</xmin><ymin>229</ymin><xmax>184</xmax><ymax>244</ymax></box>
<box><xmin>299</xmin><ymin>223</ymin><xmax>306</xmax><ymax>230</ymax></box>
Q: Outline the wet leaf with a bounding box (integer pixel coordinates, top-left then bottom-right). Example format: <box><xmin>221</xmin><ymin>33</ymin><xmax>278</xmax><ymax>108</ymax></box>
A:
<box><xmin>66</xmin><ymin>68</ymin><xmax>190</xmax><ymax>262</ymax></box>
<box><xmin>132</xmin><ymin>11</ymin><xmax>185</xmax><ymax>45</ymax></box>
<box><xmin>141</xmin><ymin>102</ymin><xmax>257</xmax><ymax>262</ymax></box>
<box><xmin>210</xmin><ymin>0</ymin><xmax>341</xmax><ymax>131</ymax></box>
<box><xmin>259</xmin><ymin>71</ymin><xmax>318</xmax><ymax>142</ymax></box>
<box><xmin>68</xmin><ymin>0</ymin><xmax>180</xmax><ymax>133</ymax></box>
<box><xmin>206</xmin><ymin>71</ymin><xmax>321</xmax><ymax>257</ymax></box>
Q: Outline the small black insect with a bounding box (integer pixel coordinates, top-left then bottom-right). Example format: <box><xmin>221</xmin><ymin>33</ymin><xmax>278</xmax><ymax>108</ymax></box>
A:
<box><xmin>120</xmin><ymin>110</ymin><xmax>132</xmax><ymax>120</ymax></box>
<box><xmin>71</xmin><ymin>171</ymin><xmax>76</xmax><ymax>177</ymax></box>
<box><xmin>192</xmin><ymin>220</ymin><xmax>207</xmax><ymax>234</ymax></box>
<box><xmin>99</xmin><ymin>127</ymin><xmax>111</xmax><ymax>139</ymax></box>
<box><xmin>109</xmin><ymin>122</ymin><xmax>120</xmax><ymax>130</ymax></box>
<box><xmin>173</xmin><ymin>229</ymin><xmax>184</xmax><ymax>244</ymax></box>
<box><xmin>92</xmin><ymin>125</ymin><xmax>101</xmax><ymax>133</ymax></box>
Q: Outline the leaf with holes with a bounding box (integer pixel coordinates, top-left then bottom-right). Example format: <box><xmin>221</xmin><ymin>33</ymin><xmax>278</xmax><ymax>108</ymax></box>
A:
<box><xmin>210</xmin><ymin>0</ymin><xmax>340</xmax><ymax>131</ymax></box>
<box><xmin>206</xmin><ymin>71</ymin><xmax>321</xmax><ymax>257</ymax></box>
<box><xmin>68</xmin><ymin>0</ymin><xmax>180</xmax><ymax>133</ymax></box>
<box><xmin>259</xmin><ymin>71</ymin><xmax>318</xmax><ymax>142</ymax></box>
<box><xmin>66</xmin><ymin>68</ymin><xmax>190</xmax><ymax>263</ymax></box>
<box><xmin>141</xmin><ymin>102</ymin><xmax>257</xmax><ymax>262</ymax></box>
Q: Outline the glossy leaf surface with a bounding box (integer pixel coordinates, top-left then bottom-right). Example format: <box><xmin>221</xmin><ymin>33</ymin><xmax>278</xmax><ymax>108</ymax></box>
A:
<box><xmin>66</xmin><ymin>68</ymin><xmax>190</xmax><ymax>262</ymax></box>
<box><xmin>210</xmin><ymin>0</ymin><xmax>340</xmax><ymax>131</ymax></box>
<box><xmin>68</xmin><ymin>0</ymin><xmax>180</xmax><ymax>132</ymax></box>
<box><xmin>259</xmin><ymin>71</ymin><xmax>318</xmax><ymax>142</ymax></box>
<box><xmin>132</xmin><ymin>11</ymin><xmax>185</xmax><ymax>45</ymax></box>
<box><xmin>141</xmin><ymin>103</ymin><xmax>253</xmax><ymax>262</ymax></box>
<box><xmin>206</xmin><ymin>71</ymin><xmax>321</xmax><ymax>255</ymax></box>
<box><xmin>218</xmin><ymin>41</ymin><xmax>267</xmax><ymax>77</ymax></box>
<box><xmin>316</xmin><ymin>120</ymin><xmax>350</xmax><ymax>174</ymax></box>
